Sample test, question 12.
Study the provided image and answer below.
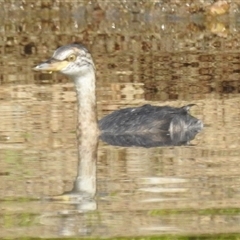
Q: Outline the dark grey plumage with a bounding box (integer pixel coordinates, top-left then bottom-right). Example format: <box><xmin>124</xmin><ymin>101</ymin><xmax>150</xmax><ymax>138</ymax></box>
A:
<box><xmin>99</xmin><ymin>104</ymin><xmax>202</xmax><ymax>135</ymax></box>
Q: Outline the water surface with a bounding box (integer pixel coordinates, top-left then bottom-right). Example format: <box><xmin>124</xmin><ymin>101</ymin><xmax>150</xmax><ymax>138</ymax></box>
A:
<box><xmin>1</xmin><ymin>1</ymin><xmax>240</xmax><ymax>239</ymax></box>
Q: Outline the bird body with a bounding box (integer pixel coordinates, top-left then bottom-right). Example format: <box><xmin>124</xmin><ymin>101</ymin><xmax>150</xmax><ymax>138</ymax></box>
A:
<box><xmin>34</xmin><ymin>44</ymin><xmax>203</xmax><ymax>137</ymax></box>
<box><xmin>99</xmin><ymin>104</ymin><xmax>201</xmax><ymax>134</ymax></box>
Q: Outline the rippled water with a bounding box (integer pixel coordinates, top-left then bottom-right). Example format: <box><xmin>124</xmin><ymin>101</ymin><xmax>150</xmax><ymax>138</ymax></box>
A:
<box><xmin>1</xmin><ymin>1</ymin><xmax>240</xmax><ymax>239</ymax></box>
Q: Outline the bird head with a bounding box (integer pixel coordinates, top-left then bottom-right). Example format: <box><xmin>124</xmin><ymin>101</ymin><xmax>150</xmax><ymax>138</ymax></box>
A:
<box><xmin>34</xmin><ymin>44</ymin><xmax>95</xmax><ymax>77</ymax></box>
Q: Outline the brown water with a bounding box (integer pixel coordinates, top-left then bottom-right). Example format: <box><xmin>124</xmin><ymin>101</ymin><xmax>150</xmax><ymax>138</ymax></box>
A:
<box><xmin>1</xmin><ymin>1</ymin><xmax>240</xmax><ymax>239</ymax></box>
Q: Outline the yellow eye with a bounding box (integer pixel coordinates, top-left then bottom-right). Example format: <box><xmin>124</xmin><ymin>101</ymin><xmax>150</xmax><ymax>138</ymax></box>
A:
<box><xmin>67</xmin><ymin>54</ymin><xmax>76</xmax><ymax>62</ymax></box>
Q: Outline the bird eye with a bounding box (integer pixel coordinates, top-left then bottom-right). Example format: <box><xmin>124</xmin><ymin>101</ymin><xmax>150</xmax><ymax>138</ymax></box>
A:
<box><xmin>67</xmin><ymin>54</ymin><xmax>76</xmax><ymax>62</ymax></box>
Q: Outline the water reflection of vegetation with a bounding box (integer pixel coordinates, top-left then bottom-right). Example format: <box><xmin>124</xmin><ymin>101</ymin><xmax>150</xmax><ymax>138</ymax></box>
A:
<box><xmin>149</xmin><ymin>208</ymin><xmax>240</xmax><ymax>216</ymax></box>
<box><xmin>3</xmin><ymin>213</ymin><xmax>38</xmax><ymax>228</ymax></box>
<box><xmin>3</xmin><ymin>150</ymin><xmax>33</xmax><ymax>177</ymax></box>
<box><xmin>4</xmin><ymin>150</ymin><xmax>20</xmax><ymax>164</ymax></box>
<box><xmin>1</xmin><ymin>196</ymin><xmax>39</xmax><ymax>201</ymax></box>
<box><xmin>94</xmin><ymin>235</ymin><xmax>240</xmax><ymax>240</ymax></box>
<box><xmin>4</xmin><ymin>234</ymin><xmax>240</xmax><ymax>240</ymax></box>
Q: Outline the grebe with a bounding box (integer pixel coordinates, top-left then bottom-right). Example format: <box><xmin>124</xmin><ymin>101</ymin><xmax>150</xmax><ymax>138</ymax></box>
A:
<box><xmin>34</xmin><ymin>44</ymin><xmax>203</xmax><ymax>135</ymax></box>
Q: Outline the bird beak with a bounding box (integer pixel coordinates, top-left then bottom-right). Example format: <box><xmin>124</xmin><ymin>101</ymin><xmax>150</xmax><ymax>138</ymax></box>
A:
<box><xmin>33</xmin><ymin>58</ymin><xmax>69</xmax><ymax>72</ymax></box>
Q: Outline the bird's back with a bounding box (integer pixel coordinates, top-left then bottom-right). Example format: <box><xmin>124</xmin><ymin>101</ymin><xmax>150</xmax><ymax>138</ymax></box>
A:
<box><xmin>99</xmin><ymin>104</ymin><xmax>202</xmax><ymax>135</ymax></box>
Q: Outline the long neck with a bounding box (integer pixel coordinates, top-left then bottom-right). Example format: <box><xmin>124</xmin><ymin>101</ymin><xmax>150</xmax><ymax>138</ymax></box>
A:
<box><xmin>73</xmin><ymin>66</ymin><xmax>98</xmax><ymax>135</ymax></box>
<box><xmin>72</xmin><ymin>65</ymin><xmax>99</xmax><ymax>197</ymax></box>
